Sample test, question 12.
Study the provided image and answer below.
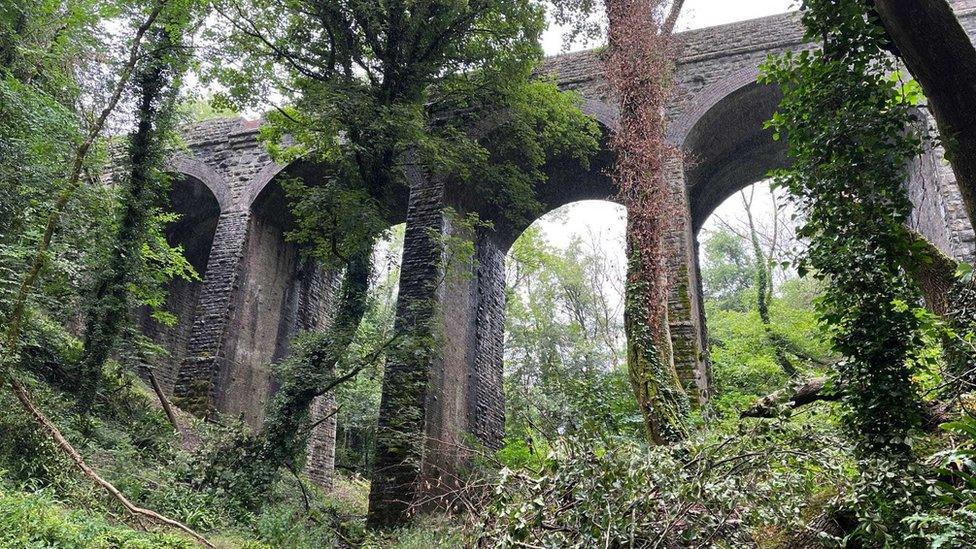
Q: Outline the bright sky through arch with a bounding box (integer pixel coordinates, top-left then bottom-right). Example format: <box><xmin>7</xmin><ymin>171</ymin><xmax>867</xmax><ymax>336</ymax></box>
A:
<box><xmin>534</xmin><ymin>0</ymin><xmax>796</xmax><ymax>250</ymax></box>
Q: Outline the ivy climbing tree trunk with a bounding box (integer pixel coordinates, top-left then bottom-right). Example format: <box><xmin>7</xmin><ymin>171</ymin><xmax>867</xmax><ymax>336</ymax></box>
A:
<box><xmin>741</xmin><ymin>189</ymin><xmax>798</xmax><ymax>378</ymax></box>
<box><xmin>606</xmin><ymin>0</ymin><xmax>690</xmax><ymax>445</ymax></box>
<box><xmin>871</xmin><ymin>0</ymin><xmax>976</xmax><ymax>236</ymax></box>
<box><xmin>0</xmin><ymin>3</ymin><xmax>163</xmax><ymax>373</ymax></box>
<box><xmin>762</xmin><ymin>0</ymin><xmax>925</xmax><ymax>462</ymax></box>
<box><xmin>79</xmin><ymin>27</ymin><xmax>186</xmax><ymax>411</ymax></box>
<box><xmin>904</xmin><ymin>231</ymin><xmax>976</xmax><ymax>395</ymax></box>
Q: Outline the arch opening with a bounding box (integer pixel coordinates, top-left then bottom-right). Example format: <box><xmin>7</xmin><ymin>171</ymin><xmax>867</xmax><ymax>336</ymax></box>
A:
<box><xmin>217</xmin><ymin>160</ymin><xmax>408</xmax><ymax>427</ymax></box>
<box><xmin>217</xmin><ymin>166</ymin><xmax>337</xmax><ymax>426</ymax></box>
<box><xmin>682</xmin><ymin>80</ymin><xmax>787</xmax><ymax>235</ymax></box>
<box><xmin>503</xmin><ymin>200</ymin><xmax>645</xmax><ymax>441</ymax></box>
<box><xmin>137</xmin><ymin>174</ymin><xmax>220</xmax><ymax>394</ymax></box>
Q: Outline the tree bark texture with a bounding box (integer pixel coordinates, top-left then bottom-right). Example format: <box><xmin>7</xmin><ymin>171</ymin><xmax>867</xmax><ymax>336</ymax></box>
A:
<box><xmin>872</xmin><ymin>0</ymin><xmax>976</xmax><ymax>234</ymax></box>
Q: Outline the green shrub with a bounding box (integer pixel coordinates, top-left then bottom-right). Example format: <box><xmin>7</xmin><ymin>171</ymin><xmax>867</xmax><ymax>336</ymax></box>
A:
<box><xmin>905</xmin><ymin>415</ymin><xmax>976</xmax><ymax>547</ymax></box>
<box><xmin>482</xmin><ymin>420</ymin><xmax>852</xmax><ymax>547</ymax></box>
<box><xmin>0</xmin><ymin>486</ymin><xmax>194</xmax><ymax>548</ymax></box>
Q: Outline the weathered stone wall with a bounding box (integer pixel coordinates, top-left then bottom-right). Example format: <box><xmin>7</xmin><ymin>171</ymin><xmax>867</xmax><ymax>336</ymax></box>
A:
<box><xmin>369</xmin><ymin>171</ymin><xmax>448</xmax><ymax>526</ymax></box>
<box><xmin>138</xmin><ymin>118</ymin><xmax>344</xmax><ymax>488</ymax></box>
<box><xmin>155</xmin><ymin>3</ymin><xmax>976</xmax><ymax>525</ymax></box>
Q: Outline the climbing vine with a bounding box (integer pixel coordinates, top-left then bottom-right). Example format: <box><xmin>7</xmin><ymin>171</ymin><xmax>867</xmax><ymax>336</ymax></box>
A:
<box><xmin>605</xmin><ymin>0</ymin><xmax>690</xmax><ymax>444</ymax></box>
<box><xmin>80</xmin><ymin>10</ymin><xmax>198</xmax><ymax>412</ymax></box>
<box><xmin>762</xmin><ymin>0</ymin><xmax>925</xmax><ymax>459</ymax></box>
<box><xmin>762</xmin><ymin>1</ymin><xmax>929</xmax><ymax>539</ymax></box>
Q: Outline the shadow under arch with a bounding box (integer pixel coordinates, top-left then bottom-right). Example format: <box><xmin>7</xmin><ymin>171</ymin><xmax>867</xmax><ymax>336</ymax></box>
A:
<box><xmin>676</xmin><ymin>71</ymin><xmax>788</xmax><ymax>235</ymax></box>
<box><xmin>483</xmin><ymin>118</ymin><xmax>620</xmax><ymax>253</ymax></box>
<box><xmin>137</xmin><ymin>172</ymin><xmax>222</xmax><ymax>394</ymax></box>
<box><xmin>166</xmin><ymin>155</ymin><xmax>234</xmax><ymax>212</ymax></box>
<box><xmin>214</xmin><ymin>158</ymin><xmax>408</xmax><ymax>428</ymax></box>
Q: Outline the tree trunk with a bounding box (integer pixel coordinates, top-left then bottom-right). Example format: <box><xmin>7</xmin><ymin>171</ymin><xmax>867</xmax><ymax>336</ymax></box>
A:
<box><xmin>0</xmin><ymin>4</ymin><xmax>162</xmax><ymax>374</ymax></box>
<box><xmin>624</xmin><ymin>247</ymin><xmax>691</xmax><ymax>445</ymax></box>
<box><xmin>872</xmin><ymin>0</ymin><xmax>976</xmax><ymax>234</ymax></box>
<box><xmin>903</xmin><ymin>231</ymin><xmax>976</xmax><ymax>395</ymax></box>
<box><xmin>80</xmin><ymin>29</ymin><xmax>176</xmax><ymax>410</ymax></box>
<box><xmin>742</xmin><ymin>190</ymin><xmax>798</xmax><ymax>377</ymax></box>
<box><xmin>741</xmin><ymin>376</ymin><xmax>953</xmax><ymax>430</ymax></box>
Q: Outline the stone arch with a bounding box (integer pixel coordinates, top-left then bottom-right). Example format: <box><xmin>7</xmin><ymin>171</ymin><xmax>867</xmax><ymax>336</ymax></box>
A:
<box><xmin>244</xmin><ymin>160</ymin><xmax>288</xmax><ymax>211</ymax></box>
<box><xmin>166</xmin><ymin>155</ymin><xmax>235</xmax><ymax>212</ymax></box>
<box><xmin>491</xmin><ymin>118</ymin><xmax>619</xmax><ymax>252</ymax></box>
<box><xmin>217</xmin><ymin>161</ymin><xmax>337</xmax><ymax>426</ymax></box>
<box><xmin>580</xmin><ymin>97</ymin><xmax>619</xmax><ymax>132</ymax></box>
<box><xmin>137</xmin><ymin>173</ymin><xmax>222</xmax><ymax>394</ymax></box>
<box><xmin>677</xmin><ymin>71</ymin><xmax>787</xmax><ymax>234</ymax></box>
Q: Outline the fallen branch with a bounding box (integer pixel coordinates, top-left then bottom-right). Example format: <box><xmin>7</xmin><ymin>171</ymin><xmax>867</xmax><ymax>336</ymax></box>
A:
<box><xmin>6</xmin><ymin>374</ymin><xmax>213</xmax><ymax>547</ymax></box>
<box><xmin>741</xmin><ymin>377</ymin><xmax>952</xmax><ymax>430</ymax></box>
<box><xmin>146</xmin><ymin>367</ymin><xmax>180</xmax><ymax>430</ymax></box>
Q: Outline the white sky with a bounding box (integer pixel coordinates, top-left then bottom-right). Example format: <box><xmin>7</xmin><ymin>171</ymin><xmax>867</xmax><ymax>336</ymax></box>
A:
<box><xmin>532</xmin><ymin>0</ymin><xmax>796</xmax><ymax>255</ymax></box>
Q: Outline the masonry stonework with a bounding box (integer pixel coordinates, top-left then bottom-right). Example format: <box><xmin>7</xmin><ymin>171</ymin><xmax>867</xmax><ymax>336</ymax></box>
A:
<box><xmin>150</xmin><ymin>3</ymin><xmax>976</xmax><ymax>524</ymax></box>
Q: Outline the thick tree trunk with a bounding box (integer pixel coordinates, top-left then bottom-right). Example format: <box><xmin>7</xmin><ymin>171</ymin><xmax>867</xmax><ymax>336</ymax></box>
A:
<box><xmin>904</xmin><ymin>231</ymin><xmax>976</xmax><ymax>394</ymax></box>
<box><xmin>872</xmin><ymin>0</ymin><xmax>976</xmax><ymax>234</ymax></box>
<box><xmin>624</xmin><ymin>249</ymin><xmax>691</xmax><ymax>445</ymax></box>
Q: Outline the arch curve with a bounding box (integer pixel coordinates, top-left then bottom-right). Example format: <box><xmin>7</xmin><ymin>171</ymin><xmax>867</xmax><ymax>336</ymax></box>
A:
<box><xmin>166</xmin><ymin>155</ymin><xmax>234</xmax><ymax>213</ymax></box>
<box><xmin>668</xmin><ymin>66</ymin><xmax>764</xmax><ymax>147</ymax></box>
<box><xmin>245</xmin><ymin>160</ymin><xmax>288</xmax><ymax>211</ymax></box>
<box><xmin>580</xmin><ymin>97</ymin><xmax>619</xmax><ymax>132</ymax></box>
<box><xmin>677</xmin><ymin>69</ymin><xmax>787</xmax><ymax>233</ymax></box>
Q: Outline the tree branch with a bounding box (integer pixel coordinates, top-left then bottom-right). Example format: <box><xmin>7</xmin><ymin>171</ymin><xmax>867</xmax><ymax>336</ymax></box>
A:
<box><xmin>6</xmin><ymin>375</ymin><xmax>213</xmax><ymax>547</ymax></box>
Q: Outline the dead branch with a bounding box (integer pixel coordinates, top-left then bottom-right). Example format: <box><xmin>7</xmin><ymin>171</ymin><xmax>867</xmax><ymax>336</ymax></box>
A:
<box><xmin>6</xmin><ymin>375</ymin><xmax>213</xmax><ymax>547</ymax></box>
<box><xmin>741</xmin><ymin>376</ymin><xmax>953</xmax><ymax>430</ymax></box>
<box><xmin>146</xmin><ymin>367</ymin><xmax>180</xmax><ymax>430</ymax></box>
<box><xmin>662</xmin><ymin>0</ymin><xmax>685</xmax><ymax>35</ymax></box>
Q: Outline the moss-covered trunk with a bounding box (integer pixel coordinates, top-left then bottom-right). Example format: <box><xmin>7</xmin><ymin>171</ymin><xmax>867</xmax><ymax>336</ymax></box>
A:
<box><xmin>624</xmin><ymin>244</ymin><xmax>690</xmax><ymax>445</ymax></box>
<box><xmin>79</xmin><ymin>28</ymin><xmax>180</xmax><ymax>411</ymax></box>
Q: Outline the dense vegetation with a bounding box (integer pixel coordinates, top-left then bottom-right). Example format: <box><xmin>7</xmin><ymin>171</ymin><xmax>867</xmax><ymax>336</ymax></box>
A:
<box><xmin>3</xmin><ymin>0</ymin><xmax>976</xmax><ymax>547</ymax></box>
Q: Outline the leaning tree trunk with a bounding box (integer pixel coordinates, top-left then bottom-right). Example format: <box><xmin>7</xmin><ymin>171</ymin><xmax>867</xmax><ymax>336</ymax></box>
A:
<box><xmin>872</xmin><ymin>0</ymin><xmax>976</xmax><ymax>235</ymax></box>
<box><xmin>904</xmin><ymin>231</ymin><xmax>976</xmax><ymax>395</ymax></box>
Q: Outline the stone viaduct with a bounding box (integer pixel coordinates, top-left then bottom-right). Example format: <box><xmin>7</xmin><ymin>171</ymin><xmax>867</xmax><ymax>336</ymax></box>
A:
<box><xmin>141</xmin><ymin>2</ymin><xmax>976</xmax><ymax>521</ymax></box>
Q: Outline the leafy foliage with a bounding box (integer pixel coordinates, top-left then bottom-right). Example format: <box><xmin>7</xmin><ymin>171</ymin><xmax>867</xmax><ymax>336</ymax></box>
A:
<box><xmin>0</xmin><ymin>487</ymin><xmax>193</xmax><ymax>548</ymax></box>
<box><xmin>483</xmin><ymin>420</ymin><xmax>852</xmax><ymax>548</ymax></box>
<box><xmin>504</xmin><ymin>223</ymin><xmax>643</xmax><ymax>449</ymax></box>
<box><xmin>762</xmin><ymin>0</ymin><xmax>926</xmax><ymax>458</ymax></box>
<box><xmin>761</xmin><ymin>0</ymin><xmax>942</xmax><ymax>541</ymax></box>
<box><xmin>905</xmin><ymin>413</ymin><xmax>976</xmax><ymax>547</ymax></box>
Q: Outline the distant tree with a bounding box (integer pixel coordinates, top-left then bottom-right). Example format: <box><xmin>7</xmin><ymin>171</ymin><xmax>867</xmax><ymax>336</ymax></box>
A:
<box><xmin>504</xmin><ymin>225</ymin><xmax>642</xmax><ymax>448</ymax></box>
<box><xmin>700</xmin><ymin>229</ymin><xmax>753</xmax><ymax>311</ymax></box>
